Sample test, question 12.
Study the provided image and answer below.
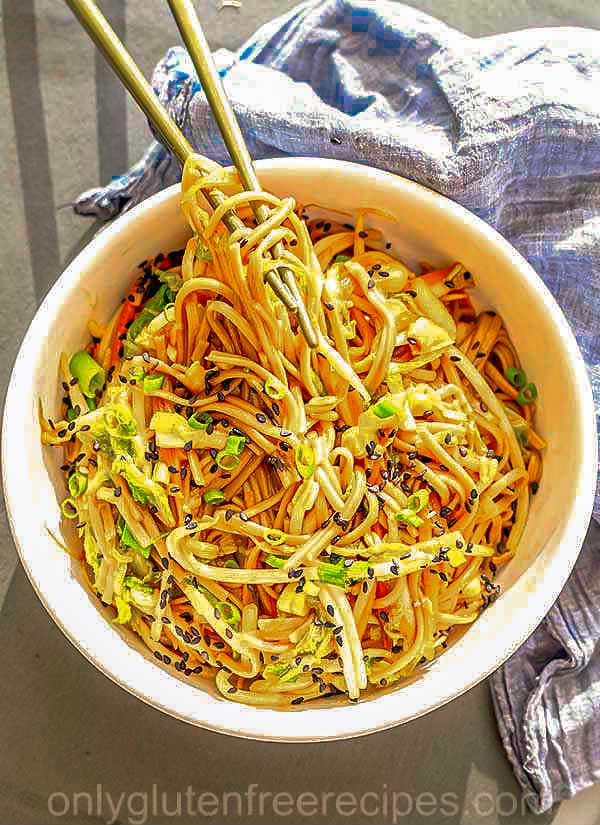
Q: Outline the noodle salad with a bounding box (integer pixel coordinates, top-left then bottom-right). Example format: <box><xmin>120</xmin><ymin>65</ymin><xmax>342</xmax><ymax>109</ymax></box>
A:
<box><xmin>40</xmin><ymin>155</ymin><xmax>545</xmax><ymax>705</ymax></box>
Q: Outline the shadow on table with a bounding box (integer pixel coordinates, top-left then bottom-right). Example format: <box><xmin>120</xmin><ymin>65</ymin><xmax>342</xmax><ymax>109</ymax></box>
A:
<box><xmin>0</xmin><ymin>566</ymin><xmax>559</xmax><ymax>825</ymax></box>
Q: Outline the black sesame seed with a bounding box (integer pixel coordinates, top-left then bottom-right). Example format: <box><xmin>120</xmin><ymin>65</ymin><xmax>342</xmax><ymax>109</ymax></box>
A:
<box><xmin>255</xmin><ymin>413</ymin><xmax>267</xmax><ymax>423</ymax></box>
<box><xmin>326</xmin><ymin>604</ymin><xmax>335</xmax><ymax>617</ymax></box>
<box><xmin>184</xmin><ymin>441</ymin><xmax>192</xmax><ymax>452</ymax></box>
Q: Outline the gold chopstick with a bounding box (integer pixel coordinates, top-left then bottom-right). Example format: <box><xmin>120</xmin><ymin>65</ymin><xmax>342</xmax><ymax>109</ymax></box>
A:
<box><xmin>65</xmin><ymin>0</ymin><xmax>318</xmax><ymax>347</ymax></box>
<box><xmin>166</xmin><ymin>0</ymin><xmax>318</xmax><ymax>347</ymax></box>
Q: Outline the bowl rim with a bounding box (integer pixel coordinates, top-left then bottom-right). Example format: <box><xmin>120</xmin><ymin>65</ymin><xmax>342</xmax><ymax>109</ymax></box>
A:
<box><xmin>2</xmin><ymin>157</ymin><xmax>597</xmax><ymax>742</ymax></box>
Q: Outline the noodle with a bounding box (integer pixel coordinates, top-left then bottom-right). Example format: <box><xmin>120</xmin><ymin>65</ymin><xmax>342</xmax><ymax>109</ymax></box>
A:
<box><xmin>40</xmin><ymin>153</ymin><xmax>544</xmax><ymax>705</ymax></box>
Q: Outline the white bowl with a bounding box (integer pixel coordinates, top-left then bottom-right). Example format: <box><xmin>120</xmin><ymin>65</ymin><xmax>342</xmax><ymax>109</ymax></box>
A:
<box><xmin>2</xmin><ymin>159</ymin><xmax>597</xmax><ymax>742</ymax></box>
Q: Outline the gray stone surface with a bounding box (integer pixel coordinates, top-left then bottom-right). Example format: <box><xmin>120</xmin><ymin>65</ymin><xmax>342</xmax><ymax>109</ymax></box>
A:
<box><xmin>1</xmin><ymin>2</ymin><xmax>600</xmax><ymax>824</ymax></box>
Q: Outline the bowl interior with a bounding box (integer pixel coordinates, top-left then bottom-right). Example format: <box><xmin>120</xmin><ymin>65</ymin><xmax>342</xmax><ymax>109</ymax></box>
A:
<box><xmin>3</xmin><ymin>159</ymin><xmax>596</xmax><ymax>741</ymax></box>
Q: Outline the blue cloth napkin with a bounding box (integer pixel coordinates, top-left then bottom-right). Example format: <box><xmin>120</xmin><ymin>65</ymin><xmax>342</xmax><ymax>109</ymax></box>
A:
<box><xmin>76</xmin><ymin>0</ymin><xmax>600</xmax><ymax>811</ymax></box>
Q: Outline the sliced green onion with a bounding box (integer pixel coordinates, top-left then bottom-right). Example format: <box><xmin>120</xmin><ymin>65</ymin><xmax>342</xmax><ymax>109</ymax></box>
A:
<box><xmin>188</xmin><ymin>411</ymin><xmax>212</xmax><ymax>430</ymax></box>
<box><xmin>407</xmin><ymin>489</ymin><xmax>429</xmax><ymax>513</ymax></box>
<box><xmin>264</xmin><ymin>376</ymin><xmax>286</xmax><ymax>400</ymax></box>
<box><xmin>69</xmin><ymin>351</ymin><xmax>106</xmax><ymax>398</ymax></box>
<box><xmin>225</xmin><ymin>435</ymin><xmax>246</xmax><ymax>455</ymax></box>
<box><xmin>295</xmin><ymin>443</ymin><xmax>316</xmax><ymax>479</ymax></box>
<box><xmin>223</xmin><ymin>558</ymin><xmax>240</xmax><ymax>569</ymax></box>
<box><xmin>66</xmin><ymin>407</ymin><xmax>78</xmax><ymax>422</ymax></box>
<box><xmin>127</xmin><ymin>284</ymin><xmax>173</xmax><ymax>341</ymax></box>
<box><xmin>215</xmin><ymin>450</ymin><xmax>241</xmax><ymax>471</ymax></box>
<box><xmin>123</xmin><ymin>575</ymin><xmax>153</xmax><ymax>594</ymax></box>
<box><xmin>203</xmin><ymin>489</ymin><xmax>226</xmax><ymax>505</ymax></box>
<box><xmin>128</xmin><ymin>365</ymin><xmax>146</xmax><ymax>381</ymax></box>
<box><xmin>215</xmin><ymin>434</ymin><xmax>246</xmax><ymax>469</ymax></box>
<box><xmin>143</xmin><ymin>374</ymin><xmax>165</xmax><ymax>393</ymax></box>
<box><xmin>395</xmin><ymin>509</ymin><xmax>424</xmax><ymax>528</ymax></box>
<box><xmin>68</xmin><ymin>472</ymin><xmax>88</xmax><ymax>498</ymax></box>
<box><xmin>372</xmin><ymin>399</ymin><xmax>396</xmax><ymax>419</ymax></box>
<box><xmin>87</xmin><ymin>397</ymin><xmax>97</xmax><ymax>411</ymax></box>
<box><xmin>103</xmin><ymin>407</ymin><xmax>136</xmax><ymax>438</ymax></box>
<box><xmin>214</xmin><ymin>600</ymin><xmax>241</xmax><ymax>626</ymax></box>
<box><xmin>317</xmin><ymin>560</ymin><xmax>347</xmax><ymax>587</ymax></box>
<box><xmin>264</xmin><ymin>530</ymin><xmax>285</xmax><ymax>546</ymax></box>
<box><xmin>505</xmin><ymin>367</ymin><xmax>527</xmax><ymax>389</ymax></box>
<box><xmin>60</xmin><ymin>497</ymin><xmax>78</xmax><ymax>519</ymax></box>
<box><xmin>334</xmin><ymin>254</ymin><xmax>351</xmax><ymax>263</ymax></box>
<box><xmin>517</xmin><ymin>383</ymin><xmax>538</xmax><ymax>405</ymax></box>
<box><xmin>264</xmin><ymin>554</ymin><xmax>285</xmax><ymax>569</ymax></box>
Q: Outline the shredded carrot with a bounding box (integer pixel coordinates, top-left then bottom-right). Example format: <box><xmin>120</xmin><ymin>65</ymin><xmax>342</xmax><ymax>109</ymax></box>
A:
<box><xmin>420</xmin><ymin>265</ymin><xmax>454</xmax><ymax>286</ymax></box>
